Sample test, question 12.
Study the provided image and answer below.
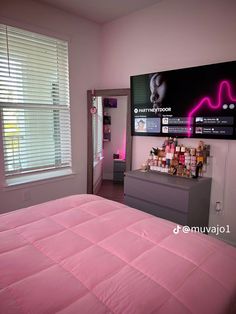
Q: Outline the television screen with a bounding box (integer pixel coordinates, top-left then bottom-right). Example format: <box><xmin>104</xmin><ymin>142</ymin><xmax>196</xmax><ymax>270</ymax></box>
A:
<box><xmin>131</xmin><ymin>60</ymin><xmax>236</xmax><ymax>139</ymax></box>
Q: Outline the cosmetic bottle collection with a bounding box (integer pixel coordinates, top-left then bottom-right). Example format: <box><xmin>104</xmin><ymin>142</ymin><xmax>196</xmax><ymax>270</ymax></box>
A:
<box><xmin>141</xmin><ymin>137</ymin><xmax>210</xmax><ymax>179</ymax></box>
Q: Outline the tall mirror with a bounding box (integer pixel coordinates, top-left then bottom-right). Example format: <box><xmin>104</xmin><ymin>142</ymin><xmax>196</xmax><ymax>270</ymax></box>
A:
<box><xmin>87</xmin><ymin>89</ymin><xmax>131</xmax><ymax>203</ymax></box>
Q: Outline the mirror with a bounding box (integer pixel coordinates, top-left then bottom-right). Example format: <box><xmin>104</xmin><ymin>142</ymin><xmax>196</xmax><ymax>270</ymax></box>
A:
<box><xmin>87</xmin><ymin>89</ymin><xmax>132</xmax><ymax>197</ymax></box>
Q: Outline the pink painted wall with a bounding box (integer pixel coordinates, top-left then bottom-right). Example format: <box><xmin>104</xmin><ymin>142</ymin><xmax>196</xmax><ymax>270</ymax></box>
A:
<box><xmin>100</xmin><ymin>0</ymin><xmax>236</xmax><ymax>246</ymax></box>
<box><xmin>0</xmin><ymin>0</ymin><xmax>101</xmax><ymax>212</ymax></box>
<box><xmin>103</xmin><ymin>96</ymin><xmax>127</xmax><ymax>179</ymax></box>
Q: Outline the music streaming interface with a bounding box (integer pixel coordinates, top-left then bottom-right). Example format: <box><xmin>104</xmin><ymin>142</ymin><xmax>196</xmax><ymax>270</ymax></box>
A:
<box><xmin>195</xmin><ymin>116</ymin><xmax>234</xmax><ymax>125</ymax></box>
<box><xmin>195</xmin><ymin>127</ymin><xmax>233</xmax><ymax>136</ymax></box>
<box><xmin>161</xmin><ymin>116</ymin><xmax>234</xmax><ymax>136</ymax></box>
<box><xmin>162</xmin><ymin>117</ymin><xmax>193</xmax><ymax>125</ymax></box>
<box><xmin>162</xmin><ymin>126</ymin><xmax>193</xmax><ymax>134</ymax></box>
<box><xmin>135</xmin><ymin>115</ymin><xmax>234</xmax><ymax>137</ymax></box>
<box><xmin>135</xmin><ymin>117</ymin><xmax>160</xmax><ymax>133</ymax></box>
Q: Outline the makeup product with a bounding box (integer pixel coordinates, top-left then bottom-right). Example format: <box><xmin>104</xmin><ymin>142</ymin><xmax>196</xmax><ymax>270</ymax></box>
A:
<box><xmin>197</xmin><ymin>156</ymin><xmax>204</xmax><ymax>164</ymax></box>
<box><xmin>191</xmin><ymin>166</ymin><xmax>196</xmax><ymax>177</ymax></box>
<box><xmin>153</xmin><ymin>156</ymin><xmax>158</xmax><ymax>166</ymax></box>
<box><xmin>170</xmin><ymin>143</ymin><xmax>175</xmax><ymax>154</ymax></box>
<box><xmin>190</xmin><ymin>148</ymin><xmax>196</xmax><ymax>156</ymax></box>
<box><xmin>165</xmin><ymin>145</ymin><xmax>170</xmax><ymax>153</ymax></box>
<box><xmin>176</xmin><ymin>146</ymin><xmax>180</xmax><ymax>154</ymax></box>
<box><xmin>162</xmin><ymin>157</ymin><xmax>166</xmax><ymax>168</ymax></box>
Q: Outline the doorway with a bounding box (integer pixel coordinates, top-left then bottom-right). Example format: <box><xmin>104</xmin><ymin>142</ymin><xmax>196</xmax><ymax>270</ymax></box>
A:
<box><xmin>87</xmin><ymin>89</ymin><xmax>132</xmax><ymax>196</ymax></box>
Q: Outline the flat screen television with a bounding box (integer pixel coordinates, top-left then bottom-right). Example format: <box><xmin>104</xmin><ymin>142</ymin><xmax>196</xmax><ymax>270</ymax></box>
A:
<box><xmin>131</xmin><ymin>60</ymin><xmax>236</xmax><ymax>139</ymax></box>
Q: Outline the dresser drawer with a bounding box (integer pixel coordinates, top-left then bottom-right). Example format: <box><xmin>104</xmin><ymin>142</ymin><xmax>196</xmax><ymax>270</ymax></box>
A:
<box><xmin>124</xmin><ymin>176</ymin><xmax>189</xmax><ymax>213</ymax></box>
<box><xmin>124</xmin><ymin>195</ymin><xmax>188</xmax><ymax>225</ymax></box>
<box><xmin>113</xmin><ymin>172</ymin><xmax>124</xmax><ymax>182</ymax></box>
<box><xmin>114</xmin><ymin>160</ymin><xmax>126</xmax><ymax>172</ymax></box>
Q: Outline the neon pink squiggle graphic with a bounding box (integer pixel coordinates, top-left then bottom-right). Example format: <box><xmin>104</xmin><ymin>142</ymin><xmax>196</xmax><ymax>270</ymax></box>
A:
<box><xmin>187</xmin><ymin>80</ymin><xmax>236</xmax><ymax>137</ymax></box>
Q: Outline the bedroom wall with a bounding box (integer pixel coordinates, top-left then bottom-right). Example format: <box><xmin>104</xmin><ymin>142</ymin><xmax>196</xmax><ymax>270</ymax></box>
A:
<box><xmin>100</xmin><ymin>0</ymin><xmax>236</xmax><ymax>246</ymax></box>
<box><xmin>0</xmin><ymin>0</ymin><xmax>101</xmax><ymax>212</ymax></box>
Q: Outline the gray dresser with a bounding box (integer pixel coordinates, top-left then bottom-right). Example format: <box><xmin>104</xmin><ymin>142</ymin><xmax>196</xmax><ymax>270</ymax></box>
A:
<box><xmin>124</xmin><ymin>170</ymin><xmax>212</xmax><ymax>227</ymax></box>
<box><xmin>113</xmin><ymin>159</ymin><xmax>126</xmax><ymax>182</ymax></box>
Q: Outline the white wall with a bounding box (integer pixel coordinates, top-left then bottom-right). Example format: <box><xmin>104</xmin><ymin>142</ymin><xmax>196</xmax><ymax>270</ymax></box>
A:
<box><xmin>103</xmin><ymin>96</ymin><xmax>127</xmax><ymax>179</ymax></box>
<box><xmin>0</xmin><ymin>0</ymin><xmax>101</xmax><ymax>212</ymax></box>
<box><xmin>100</xmin><ymin>0</ymin><xmax>236</xmax><ymax>245</ymax></box>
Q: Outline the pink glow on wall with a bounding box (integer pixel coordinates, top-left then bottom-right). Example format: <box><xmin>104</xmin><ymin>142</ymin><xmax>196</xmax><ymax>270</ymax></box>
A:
<box><xmin>121</xmin><ymin>131</ymin><xmax>126</xmax><ymax>160</ymax></box>
<box><xmin>187</xmin><ymin>80</ymin><xmax>236</xmax><ymax>137</ymax></box>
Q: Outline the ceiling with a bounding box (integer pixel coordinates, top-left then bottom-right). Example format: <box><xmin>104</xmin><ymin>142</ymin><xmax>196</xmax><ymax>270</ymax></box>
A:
<box><xmin>37</xmin><ymin>0</ymin><xmax>162</xmax><ymax>24</ymax></box>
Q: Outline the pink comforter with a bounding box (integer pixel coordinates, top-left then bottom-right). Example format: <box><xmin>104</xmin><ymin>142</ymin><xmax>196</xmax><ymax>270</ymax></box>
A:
<box><xmin>0</xmin><ymin>194</ymin><xmax>236</xmax><ymax>313</ymax></box>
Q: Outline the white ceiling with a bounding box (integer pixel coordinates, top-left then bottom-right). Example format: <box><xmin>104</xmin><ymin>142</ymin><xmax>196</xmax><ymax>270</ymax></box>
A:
<box><xmin>37</xmin><ymin>0</ymin><xmax>162</xmax><ymax>24</ymax></box>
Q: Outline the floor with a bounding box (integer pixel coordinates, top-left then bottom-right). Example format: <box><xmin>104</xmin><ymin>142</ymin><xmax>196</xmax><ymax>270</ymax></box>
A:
<box><xmin>96</xmin><ymin>180</ymin><xmax>124</xmax><ymax>204</ymax></box>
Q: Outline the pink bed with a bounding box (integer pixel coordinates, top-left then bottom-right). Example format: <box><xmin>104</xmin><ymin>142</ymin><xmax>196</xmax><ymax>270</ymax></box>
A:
<box><xmin>0</xmin><ymin>194</ymin><xmax>236</xmax><ymax>313</ymax></box>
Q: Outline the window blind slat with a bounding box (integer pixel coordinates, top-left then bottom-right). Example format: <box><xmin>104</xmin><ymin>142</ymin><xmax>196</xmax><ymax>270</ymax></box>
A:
<box><xmin>1</xmin><ymin>25</ymin><xmax>67</xmax><ymax>48</ymax></box>
<box><xmin>5</xmin><ymin>153</ymin><xmax>71</xmax><ymax>164</ymax></box>
<box><xmin>5</xmin><ymin>164</ymin><xmax>70</xmax><ymax>176</ymax></box>
<box><xmin>0</xmin><ymin>81</ymin><xmax>69</xmax><ymax>93</ymax></box>
<box><xmin>0</xmin><ymin>71</ymin><xmax>69</xmax><ymax>84</ymax></box>
<box><xmin>0</xmin><ymin>67</ymin><xmax>69</xmax><ymax>80</ymax></box>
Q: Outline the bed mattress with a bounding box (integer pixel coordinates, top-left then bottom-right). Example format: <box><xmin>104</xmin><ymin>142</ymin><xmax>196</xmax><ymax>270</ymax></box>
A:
<box><xmin>0</xmin><ymin>194</ymin><xmax>236</xmax><ymax>313</ymax></box>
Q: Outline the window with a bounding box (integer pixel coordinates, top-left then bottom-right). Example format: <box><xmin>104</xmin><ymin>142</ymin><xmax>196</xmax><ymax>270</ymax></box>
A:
<box><xmin>0</xmin><ymin>24</ymin><xmax>71</xmax><ymax>185</ymax></box>
<box><xmin>92</xmin><ymin>96</ymin><xmax>103</xmax><ymax>161</ymax></box>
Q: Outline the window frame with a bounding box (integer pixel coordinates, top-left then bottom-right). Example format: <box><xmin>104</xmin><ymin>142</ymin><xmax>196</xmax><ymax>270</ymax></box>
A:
<box><xmin>0</xmin><ymin>20</ymin><xmax>73</xmax><ymax>188</ymax></box>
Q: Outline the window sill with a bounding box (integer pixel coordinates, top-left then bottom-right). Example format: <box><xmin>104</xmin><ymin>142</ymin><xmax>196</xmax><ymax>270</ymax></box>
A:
<box><xmin>2</xmin><ymin>168</ymin><xmax>76</xmax><ymax>191</ymax></box>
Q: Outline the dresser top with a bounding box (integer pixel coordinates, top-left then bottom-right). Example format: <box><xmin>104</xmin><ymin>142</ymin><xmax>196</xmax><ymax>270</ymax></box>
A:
<box><xmin>114</xmin><ymin>159</ymin><xmax>126</xmax><ymax>163</ymax></box>
<box><xmin>125</xmin><ymin>170</ymin><xmax>211</xmax><ymax>190</ymax></box>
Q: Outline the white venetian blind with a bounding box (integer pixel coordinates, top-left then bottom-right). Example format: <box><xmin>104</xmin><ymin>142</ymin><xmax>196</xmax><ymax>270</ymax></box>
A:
<box><xmin>0</xmin><ymin>24</ymin><xmax>71</xmax><ymax>178</ymax></box>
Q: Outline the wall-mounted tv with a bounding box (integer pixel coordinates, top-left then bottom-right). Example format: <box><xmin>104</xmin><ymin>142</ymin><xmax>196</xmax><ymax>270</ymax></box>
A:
<box><xmin>131</xmin><ymin>60</ymin><xmax>236</xmax><ymax>139</ymax></box>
